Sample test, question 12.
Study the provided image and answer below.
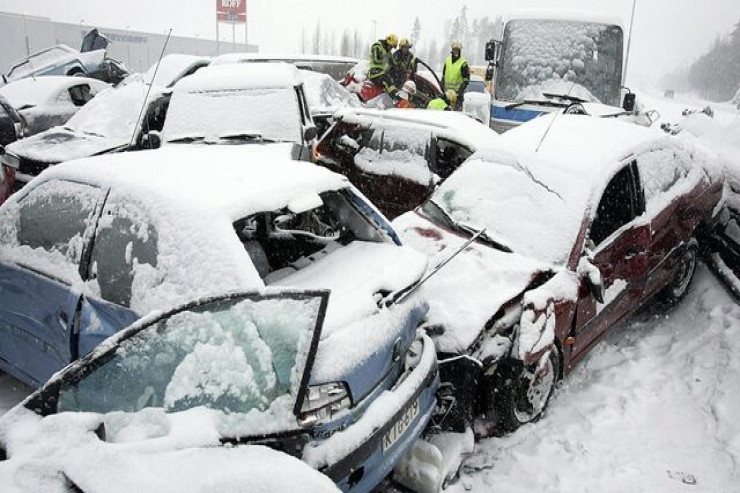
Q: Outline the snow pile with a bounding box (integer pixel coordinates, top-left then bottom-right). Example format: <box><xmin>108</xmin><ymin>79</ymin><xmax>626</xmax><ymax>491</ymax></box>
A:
<box><xmin>497</xmin><ymin>19</ymin><xmax>623</xmax><ymax>106</ymax></box>
<box><xmin>300</xmin><ymin>69</ymin><xmax>361</xmax><ymax>114</ymax></box>
<box><xmin>449</xmin><ymin>267</ymin><xmax>740</xmax><ymax>492</ymax></box>
<box><xmin>0</xmin><ymin>408</ymin><xmax>337</xmax><ymax>493</ymax></box>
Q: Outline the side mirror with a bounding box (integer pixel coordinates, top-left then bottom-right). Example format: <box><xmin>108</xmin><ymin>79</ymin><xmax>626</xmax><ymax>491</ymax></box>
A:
<box><xmin>586</xmin><ymin>269</ymin><xmax>605</xmax><ymax>304</ymax></box>
<box><xmin>303</xmin><ymin>126</ymin><xmax>318</xmax><ymax>142</ymax></box>
<box><xmin>485</xmin><ymin>63</ymin><xmax>494</xmax><ymax>82</ymax></box>
<box><xmin>141</xmin><ymin>131</ymin><xmax>161</xmax><ymax>150</ymax></box>
<box><xmin>484</xmin><ymin>39</ymin><xmax>500</xmax><ymax>62</ymax></box>
<box><xmin>622</xmin><ymin>92</ymin><xmax>636</xmax><ymax>113</ymax></box>
<box><xmin>644</xmin><ymin>109</ymin><xmax>661</xmax><ymax>126</ymax></box>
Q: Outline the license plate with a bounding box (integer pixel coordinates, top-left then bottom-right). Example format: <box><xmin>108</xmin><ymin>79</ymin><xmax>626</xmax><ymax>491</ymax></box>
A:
<box><xmin>382</xmin><ymin>398</ymin><xmax>420</xmax><ymax>452</ymax></box>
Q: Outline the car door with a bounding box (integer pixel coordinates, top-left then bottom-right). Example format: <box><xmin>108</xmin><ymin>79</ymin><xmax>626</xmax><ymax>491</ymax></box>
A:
<box><xmin>572</xmin><ymin>163</ymin><xmax>650</xmax><ymax>359</ymax></box>
<box><xmin>636</xmin><ymin>148</ymin><xmax>695</xmax><ymax>298</ymax></box>
<box><xmin>0</xmin><ymin>179</ymin><xmax>106</xmax><ymax>387</ymax></box>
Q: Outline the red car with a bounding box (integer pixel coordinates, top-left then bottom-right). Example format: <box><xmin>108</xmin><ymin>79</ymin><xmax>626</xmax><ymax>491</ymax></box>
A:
<box><xmin>394</xmin><ymin>115</ymin><xmax>724</xmax><ymax>433</ymax></box>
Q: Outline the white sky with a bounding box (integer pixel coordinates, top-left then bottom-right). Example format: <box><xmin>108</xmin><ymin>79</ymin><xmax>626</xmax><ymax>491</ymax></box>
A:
<box><xmin>1</xmin><ymin>0</ymin><xmax>739</xmax><ymax>89</ymax></box>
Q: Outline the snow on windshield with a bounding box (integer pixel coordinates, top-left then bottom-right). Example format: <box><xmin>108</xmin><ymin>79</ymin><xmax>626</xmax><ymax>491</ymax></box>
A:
<box><xmin>300</xmin><ymin>70</ymin><xmax>361</xmax><ymax>113</ymax></box>
<box><xmin>497</xmin><ymin>19</ymin><xmax>623</xmax><ymax>106</ymax></box>
<box><xmin>354</xmin><ymin>126</ymin><xmax>433</xmax><ymax>186</ymax></box>
<box><xmin>57</xmin><ymin>295</ymin><xmax>320</xmax><ymax>435</ymax></box>
<box><xmin>163</xmin><ymin>87</ymin><xmax>302</xmax><ymax>143</ymax></box>
<box><xmin>429</xmin><ymin>156</ymin><xmax>584</xmax><ymax>265</ymax></box>
<box><xmin>66</xmin><ymin>82</ymin><xmax>159</xmax><ymax>141</ymax></box>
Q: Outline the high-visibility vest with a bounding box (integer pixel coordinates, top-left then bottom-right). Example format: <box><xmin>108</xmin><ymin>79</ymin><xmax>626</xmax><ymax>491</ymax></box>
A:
<box><xmin>427</xmin><ymin>98</ymin><xmax>448</xmax><ymax>110</ymax></box>
<box><xmin>369</xmin><ymin>41</ymin><xmax>390</xmax><ymax>78</ymax></box>
<box><xmin>444</xmin><ymin>56</ymin><xmax>468</xmax><ymax>93</ymax></box>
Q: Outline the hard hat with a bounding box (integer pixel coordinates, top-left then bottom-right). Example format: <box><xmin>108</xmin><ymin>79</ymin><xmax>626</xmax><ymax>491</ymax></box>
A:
<box><xmin>451</xmin><ymin>41</ymin><xmax>462</xmax><ymax>51</ymax></box>
<box><xmin>446</xmin><ymin>90</ymin><xmax>458</xmax><ymax>106</ymax></box>
<box><xmin>399</xmin><ymin>37</ymin><xmax>413</xmax><ymax>49</ymax></box>
<box><xmin>386</xmin><ymin>34</ymin><xmax>399</xmax><ymax>48</ymax></box>
<box><xmin>402</xmin><ymin>80</ymin><xmax>417</xmax><ymax>95</ymax></box>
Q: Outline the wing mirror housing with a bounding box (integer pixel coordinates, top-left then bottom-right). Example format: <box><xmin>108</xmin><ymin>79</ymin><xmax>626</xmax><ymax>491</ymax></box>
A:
<box><xmin>141</xmin><ymin>131</ymin><xmax>161</xmax><ymax>150</ymax></box>
<box><xmin>484</xmin><ymin>39</ymin><xmax>501</xmax><ymax>63</ymax></box>
<box><xmin>303</xmin><ymin>126</ymin><xmax>318</xmax><ymax>142</ymax></box>
<box><xmin>581</xmin><ymin>243</ymin><xmax>605</xmax><ymax>304</ymax></box>
<box><xmin>622</xmin><ymin>92</ymin><xmax>637</xmax><ymax>113</ymax></box>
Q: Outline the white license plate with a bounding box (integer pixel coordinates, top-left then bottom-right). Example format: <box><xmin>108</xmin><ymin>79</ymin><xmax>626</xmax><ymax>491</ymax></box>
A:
<box><xmin>382</xmin><ymin>398</ymin><xmax>420</xmax><ymax>452</ymax></box>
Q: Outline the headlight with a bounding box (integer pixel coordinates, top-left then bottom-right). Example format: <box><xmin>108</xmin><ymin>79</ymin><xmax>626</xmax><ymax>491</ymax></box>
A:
<box><xmin>0</xmin><ymin>152</ymin><xmax>19</xmax><ymax>170</ymax></box>
<box><xmin>298</xmin><ymin>382</ymin><xmax>351</xmax><ymax>427</ymax></box>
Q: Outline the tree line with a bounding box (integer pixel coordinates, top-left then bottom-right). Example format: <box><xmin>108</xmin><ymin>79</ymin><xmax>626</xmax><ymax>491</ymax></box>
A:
<box><xmin>299</xmin><ymin>6</ymin><xmax>503</xmax><ymax>69</ymax></box>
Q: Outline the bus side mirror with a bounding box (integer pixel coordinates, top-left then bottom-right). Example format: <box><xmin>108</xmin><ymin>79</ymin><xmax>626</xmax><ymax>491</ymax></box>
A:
<box><xmin>623</xmin><ymin>92</ymin><xmax>636</xmax><ymax>113</ymax></box>
<box><xmin>485</xmin><ymin>40</ymin><xmax>500</xmax><ymax>62</ymax></box>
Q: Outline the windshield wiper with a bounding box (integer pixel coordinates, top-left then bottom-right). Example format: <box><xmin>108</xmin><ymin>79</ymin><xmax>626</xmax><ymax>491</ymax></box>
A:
<box><xmin>82</xmin><ymin>130</ymin><xmax>106</xmax><ymax>138</ymax></box>
<box><xmin>426</xmin><ymin>199</ymin><xmax>511</xmax><ymax>253</ymax></box>
<box><xmin>505</xmin><ymin>99</ymin><xmax>571</xmax><ymax>111</ymax></box>
<box><xmin>167</xmin><ymin>136</ymin><xmax>205</xmax><ymax>144</ymax></box>
<box><xmin>219</xmin><ymin>132</ymin><xmax>283</xmax><ymax>144</ymax></box>
<box><xmin>541</xmin><ymin>92</ymin><xmax>589</xmax><ymax>104</ymax></box>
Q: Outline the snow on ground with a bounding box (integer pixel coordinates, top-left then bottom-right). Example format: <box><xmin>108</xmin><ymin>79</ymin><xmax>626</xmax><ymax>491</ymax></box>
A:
<box><xmin>449</xmin><ymin>265</ymin><xmax>739</xmax><ymax>492</ymax></box>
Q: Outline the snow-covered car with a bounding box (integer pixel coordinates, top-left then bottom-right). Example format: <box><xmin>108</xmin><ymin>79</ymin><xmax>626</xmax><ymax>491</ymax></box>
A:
<box><xmin>0</xmin><ymin>147</ymin><xmax>438</xmax><ymax>492</ymax></box>
<box><xmin>3</xmin><ymin>30</ymin><xmax>127</xmax><ymax>85</ymax></box>
<box><xmin>213</xmin><ymin>52</ymin><xmax>359</xmax><ymax>81</ymax></box>
<box><xmin>0</xmin><ymin>76</ymin><xmax>109</xmax><ymax>136</ymax></box>
<box><xmin>160</xmin><ymin>63</ymin><xmax>318</xmax><ymax>162</ymax></box>
<box><xmin>0</xmin><ymin>81</ymin><xmax>170</xmax><ymax>194</ymax></box>
<box><xmin>564</xmin><ymin>100</ymin><xmax>660</xmax><ymax>127</ymax></box>
<box><xmin>299</xmin><ymin>69</ymin><xmax>362</xmax><ymax>137</ymax></box>
<box><xmin>316</xmin><ymin>108</ymin><xmax>501</xmax><ymax>219</ymax></box>
<box><xmin>394</xmin><ymin>115</ymin><xmax>723</xmax><ymax>435</ymax></box>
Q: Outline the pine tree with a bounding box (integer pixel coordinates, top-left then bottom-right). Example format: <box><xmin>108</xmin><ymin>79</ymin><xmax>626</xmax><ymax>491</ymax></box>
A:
<box><xmin>412</xmin><ymin>17</ymin><xmax>421</xmax><ymax>44</ymax></box>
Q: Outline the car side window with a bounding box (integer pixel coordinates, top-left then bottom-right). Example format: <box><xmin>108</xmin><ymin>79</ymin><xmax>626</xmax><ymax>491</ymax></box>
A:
<box><xmin>354</xmin><ymin>126</ymin><xmax>433</xmax><ymax>185</ymax></box>
<box><xmin>590</xmin><ymin>166</ymin><xmax>637</xmax><ymax>246</ymax></box>
<box><xmin>68</xmin><ymin>84</ymin><xmax>93</xmax><ymax>107</ymax></box>
<box><xmin>14</xmin><ymin>180</ymin><xmax>102</xmax><ymax>266</ymax></box>
<box><xmin>637</xmin><ymin>148</ymin><xmax>692</xmax><ymax>209</ymax></box>
<box><xmin>90</xmin><ymin>200</ymin><xmax>158</xmax><ymax>307</ymax></box>
<box><xmin>433</xmin><ymin>138</ymin><xmax>473</xmax><ymax>179</ymax></box>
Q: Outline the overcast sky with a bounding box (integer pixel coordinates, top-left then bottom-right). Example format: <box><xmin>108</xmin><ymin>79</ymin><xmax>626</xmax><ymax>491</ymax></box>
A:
<box><xmin>1</xmin><ymin>0</ymin><xmax>739</xmax><ymax>88</ymax></box>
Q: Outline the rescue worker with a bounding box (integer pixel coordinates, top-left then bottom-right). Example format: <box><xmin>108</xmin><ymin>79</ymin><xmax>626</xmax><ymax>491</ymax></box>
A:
<box><xmin>426</xmin><ymin>90</ymin><xmax>455</xmax><ymax>111</ymax></box>
<box><xmin>441</xmin><ymin>41</ymin><xmax>470</xmax><ymax>111</ymax></box>
<box><xmin>396</xmin><ymin>80</ymin><xmax>417</xmax><ymax>109</ymax></box>
<box><xmin>368</xmin><ymin>34</ymin><xmax>399</xmax><ymax>95</ymax></box>
<box><xmin>391</xmin><ymin>37</ymin><xmax>418</xmax><ymax>88</ymax></box>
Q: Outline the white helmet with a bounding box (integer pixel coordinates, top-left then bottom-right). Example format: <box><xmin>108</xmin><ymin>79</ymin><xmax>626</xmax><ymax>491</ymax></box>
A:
<box><xmin>402</xmin><ymin>80</ymin><xmax>417</xmax><ymax>95</ymax></box>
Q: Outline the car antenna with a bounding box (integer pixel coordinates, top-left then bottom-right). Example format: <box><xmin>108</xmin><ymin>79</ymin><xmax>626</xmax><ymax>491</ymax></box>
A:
<box><xmin>535</xmin><ymin>82</ymin><xmax>576</xmax><ymax>153</ymax></box>
<box><xmin>129</xmin><ymin>28</ymin><xmax>172</xmax><ymax>149</ymax></box>
<box><xmin>623</xmin><ymin>0</ymin><xmax>638</xmax><ymax>87</ymax></box>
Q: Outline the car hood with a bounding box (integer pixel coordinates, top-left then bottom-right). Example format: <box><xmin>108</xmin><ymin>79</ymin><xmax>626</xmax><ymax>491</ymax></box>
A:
<box><xmin>272</xmin><ymin>241</ymin><xmax>429</xmax><ymax>396</ymax></box>
<box><xmin>393</xmin><ymin>211</ymin><xmax>552</xmax><ymax>354</ymax></box>
<box><xmin>0</xmin><ymin>408</ymin><xmax>338</xmax><ymax>493</ymax></box>
<box><xmin>6</xmin><ymin>127</ymin><xmax>124</xmax><ymax>164</ymax></box>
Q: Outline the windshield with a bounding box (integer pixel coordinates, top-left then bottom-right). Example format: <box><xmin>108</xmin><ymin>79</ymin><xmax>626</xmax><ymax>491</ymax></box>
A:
<box><xmin>66</xmin><ymin>83</ymin><xmax>155</xmax><ymax>141</ymax></box>
<box><xmin>496</xmin><ymin>19</ymin><xmax>623</xmax><ymax>106</ymax></box>
<box><xmin>163</xmin><ymin>87</ymin><xmax>302</xmax><ymax>144</ymax></box>
<box><xmin>422</xmin><ymin>159</ymin><xmax>580</xmax><ymax>265</ymax></box>
<box><xmin>7</xmin><ymin>46</ymin><xmax>73</xmax><ymax>80</ymax></box>
<box><xmin>55</xmin><ymin>293</ymin><xmax>324</xmax><ymax>424</ymax></box>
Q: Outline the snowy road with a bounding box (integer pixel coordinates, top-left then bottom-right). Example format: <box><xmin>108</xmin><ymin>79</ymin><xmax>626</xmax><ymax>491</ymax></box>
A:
<box><xmin>1</xmin><ymin>265</ymin><xmax>737</xmax><ymax>492</ymax></box>
<box><xmin>450</xmin><ymin>265</ymin><xmax>740</xmax><ymax>493</ymax></box>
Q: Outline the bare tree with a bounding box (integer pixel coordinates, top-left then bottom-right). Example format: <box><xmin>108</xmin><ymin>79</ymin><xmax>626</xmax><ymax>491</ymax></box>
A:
<box><xmin>411</xmin><ymin>17</ymin><xmax>421</xmax><ymax>44</ymax></box>
<box><xmin>312</xmin><ymin>22</ymin><xmax>321</xmax><ymax>55</ymax></box>
<box><xmin>340</xmin><ymin>30</ymin><xmax>351</xmax><ymax>57</ymax></box>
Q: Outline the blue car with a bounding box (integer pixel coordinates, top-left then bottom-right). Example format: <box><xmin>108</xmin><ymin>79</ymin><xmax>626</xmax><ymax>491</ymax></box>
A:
<box><xmin>0</xmin><ymin>146</ymin><xmax>438</xmax><ymax>492</ymax></box>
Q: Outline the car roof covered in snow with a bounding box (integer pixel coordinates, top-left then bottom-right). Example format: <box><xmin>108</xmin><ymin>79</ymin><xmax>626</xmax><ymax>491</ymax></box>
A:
<box><xmin>142</xmin><ymin>53</ymin><xmax>211</xmax><ymax>88</ymax></box>
<box><xmin>334</xmin><ymin>108</ymin><xmax>501</xmax><ymax>149</ymax></box>
<box><xmin>212</xmin><ymin>52</ymin><xmax>359</xmax><ymax>65</ymax></box>
<box><xmin>37</xmin><ymin>145</ymin><xmax>349</xmax><ymax>218</ymax></box>
<box><xmin>172</xmin><ymin>62</ymin><xmax>302</xmax><ymax>93</ymax></box>
<box><xmin>0</xmin><ymin>76</ymin><xmax>108</xmax><ymax>109</ymax></box>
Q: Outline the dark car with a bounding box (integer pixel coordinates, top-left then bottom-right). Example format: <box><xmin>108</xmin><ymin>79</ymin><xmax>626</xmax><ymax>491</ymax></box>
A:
<box><xmin>316</xmin><ymin>108</ymin><xmax>501</xmax><ymax>219</ymax></box>
<box><xmin>0</xmin><ymin>94</ymin><xmax>24</xmax><ymax>148</ymax></box>
<box><xmin>394</xmin><ymin>115</ymin><xmax>723</xmax><ymax>435</ymax></box>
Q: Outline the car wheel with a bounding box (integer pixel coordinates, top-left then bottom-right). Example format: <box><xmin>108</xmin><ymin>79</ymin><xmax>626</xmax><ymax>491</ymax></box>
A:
<box><xmin>491</xmin><ymin>350</ymin><xmax>559</xmax><ymax>434</ymax></box>
<box><xmin>661</xmin><ymin>238</ymin><xmax>698</xmax><ymax>305</ymax></box>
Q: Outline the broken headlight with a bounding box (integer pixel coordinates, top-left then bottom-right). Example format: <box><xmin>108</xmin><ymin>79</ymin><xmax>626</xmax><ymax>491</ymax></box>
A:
<box><xmin>298</xmin><ymin>382</ymin><xmax>351</xmax><ymax>427</ymax></box>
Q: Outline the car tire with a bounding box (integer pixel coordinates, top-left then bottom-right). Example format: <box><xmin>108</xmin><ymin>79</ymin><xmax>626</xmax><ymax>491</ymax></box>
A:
<box><xmin>490</xmin><ymin>350</ymin><xmax>559</xmax><ymax>434</ymax></box>
<box><xmin>660</xmin><ymin>238</ymin><xmax>698</xmax><ymax>305</ymax></box>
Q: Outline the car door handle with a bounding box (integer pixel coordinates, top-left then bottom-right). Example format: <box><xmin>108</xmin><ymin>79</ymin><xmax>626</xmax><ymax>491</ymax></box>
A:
<box><xmin>58</xmin><ymin>311</ymin><xmax>69</xmax><ymax>329</ymax></box>
<box><xmin>625</xmin><ymin>246</ymin><xmax>645</xmax><ymax>259</ymax></box>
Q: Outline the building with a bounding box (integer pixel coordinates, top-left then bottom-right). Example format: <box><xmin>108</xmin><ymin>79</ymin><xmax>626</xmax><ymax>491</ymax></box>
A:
<box><xmin>0</xmin><ymin>11</ymin><xmax>257</xmax><ymax>75</ymax></box>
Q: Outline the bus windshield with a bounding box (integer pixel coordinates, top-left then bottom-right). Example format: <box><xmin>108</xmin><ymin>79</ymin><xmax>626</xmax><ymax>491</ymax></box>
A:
<box><xmin>495</xmin><ymin>19</ymin><xmax>624</xmax><ymax>107</ymax></box>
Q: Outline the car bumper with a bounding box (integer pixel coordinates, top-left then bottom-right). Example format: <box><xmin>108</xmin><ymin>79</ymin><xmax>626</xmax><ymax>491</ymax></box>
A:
<box><xmin>303</xmin><ymin>333</ymin><xmax>439</xmax><ymax>493</ymax></box>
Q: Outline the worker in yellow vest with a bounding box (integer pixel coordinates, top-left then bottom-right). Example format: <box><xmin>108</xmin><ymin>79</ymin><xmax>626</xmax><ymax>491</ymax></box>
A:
<box><xmin>441</xmin><ymin>41</ymin><xmax>470</xmax><ymax>111</ymax></box>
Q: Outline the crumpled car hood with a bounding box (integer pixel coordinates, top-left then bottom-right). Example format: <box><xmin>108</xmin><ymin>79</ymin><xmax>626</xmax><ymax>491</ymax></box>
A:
<box><xmin>393</xmin><ymin>211</ymin><xmax>552</xmax><ymax>354</ymax></box>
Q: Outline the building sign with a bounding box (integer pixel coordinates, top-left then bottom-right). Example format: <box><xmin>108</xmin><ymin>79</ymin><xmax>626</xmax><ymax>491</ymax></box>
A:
<box><xmin>216</xmin><ymin>0</ymin><xmax>246</xmax><ymax>23</ymax></box>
